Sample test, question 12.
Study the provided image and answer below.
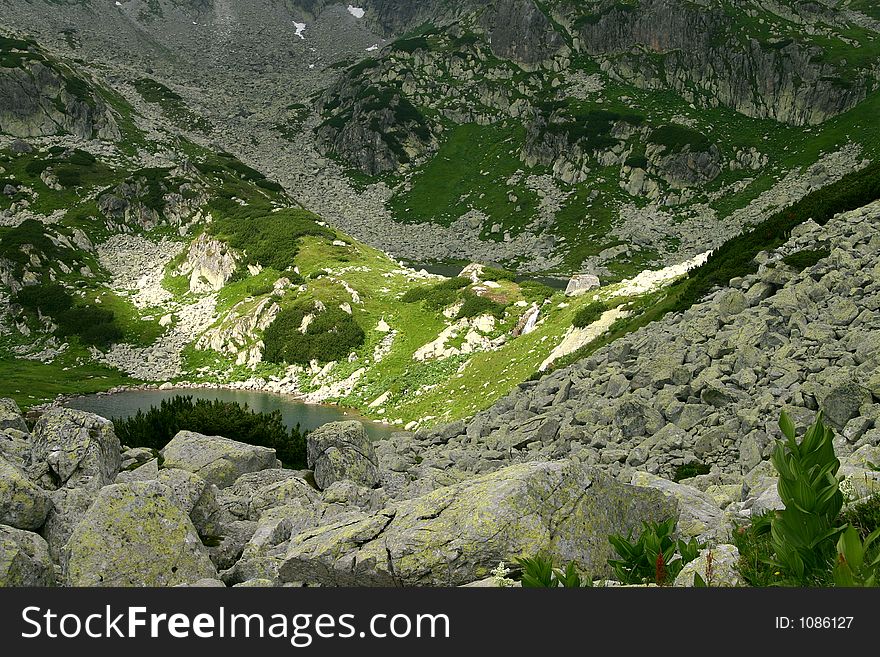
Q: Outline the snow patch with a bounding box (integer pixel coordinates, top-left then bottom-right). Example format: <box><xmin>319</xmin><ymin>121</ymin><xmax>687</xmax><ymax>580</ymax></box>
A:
<box><xmin>366</xmin><ymin>44</ymin><xmax>379</xmax><ymax>52</ymax></box>
<box><xmin>293</xmin><ymin>22</ymin><xmax>307</xmax><ymax>39</ymax></box>
<box><xmin>347</xmin><ymin>5</ymin><xmax>365</xmax><ymax>18</ymax></box>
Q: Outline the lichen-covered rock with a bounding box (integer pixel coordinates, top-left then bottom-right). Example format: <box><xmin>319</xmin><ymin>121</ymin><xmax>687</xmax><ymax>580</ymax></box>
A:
<box><xmin>207</xmin><ymin>520</ymin><xmax>257</xmax><ymax>571</ymax></box>
<box><xmin>0</xmin><ymin>525</ymin><xmax>54</xmax><ymax>587</ymax></box>
<box><xmin>631</xmin><ymin>471</ymin><xmax>729</xmax><ymax>542</ymax></box>
<box><xmin>31</xmin><ymin>408</ymin><xmax>121</xmax><ymax>490</ymax></box>
<box><xmin>0</xmin><ymin>399</ymin><xmax>28</xmax><ymax>433</ymax></box>
<box><xmin>0</xmin><ymin>454</ymin><xmax>50</xmax><ymax>531</ymax></box>
<box><xmin>322</xmin><ymin>480</ymin><xmax>390</xmax><ymax>514</ymax></box>
<box><xmin>218</xmin><ymin>469</ymin><xmax>305</xmax><ymax>520</ymax></box>
<box><xmin>157</xmin><ymin>468</ymin><xmax>226</xmax><ymax>539</ymax></box>
<box><xmin>307</xmin><ymin>421</ymin><xmax>379</xmax><ymax>491</ymax></box>
<box><xmin>247</xmin><ymin>476</ymin><xmax>320</xmax><ymax>521</ymax></box>
<box><xmin>63</xmin><ymin>481</ymin><xmax>217</xmax><ymax>587</ymax></box>
<box><xmin>0</xmin><ymin>429</ymin><xmax>30</xmax><ymax>468</ymax></box>
<box><xmin>41</xmin><ymin>487</ymin><xmax>95</xmax><ymax>563</ymax></box>
<box><xmin>674</xmin><ymin>544</ymin><xmax>743</xmax><ymax>587</ymax></box>
<box><xmin>279</xmin><ymin>460</ymin><xmax>676</xmax><ymax>586</ymax></box>
<box><xmin>160</xmin><ymin>431</ymin><xmax>280</xmax><ymax>489</ymax></box>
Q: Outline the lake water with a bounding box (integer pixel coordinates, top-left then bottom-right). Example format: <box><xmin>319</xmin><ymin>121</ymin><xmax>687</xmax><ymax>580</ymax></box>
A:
<box><xmin>65</xmin><ymin>389</ymin><xmax>397</xmax><ymax>441</ymax></box>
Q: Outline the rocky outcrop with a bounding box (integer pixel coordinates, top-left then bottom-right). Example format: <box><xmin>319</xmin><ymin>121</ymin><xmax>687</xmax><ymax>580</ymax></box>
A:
<box><xmin>0</xmin><ymin>455</ymin><xmax>50</xmax><ymax>531</ymax></box>
<box><xmin>0</xmin><ymin>524</ymin><xmax>54</xmax><ymax>587</ymax></box>
<box><xmin>307</xmin><ymin>421</ymin><xmax>380</xmax><ymax>491</ymax></box>
<box><xmin>278</xmin><ymin>460</ymin><xmax>675</xmax><ymax>586</ymax></box>
<box><xmin>177</xmin><ymin>232</ymin><xmax>239</xmax><ymax>294</ymax></box>
<box><xmin>62</xmin><ymin>480</ymin><xmax>218</xmax><ymax>587</ymax></box>
<box><xmin>0</xmin><ymin>43</ymin><xmax>120</xmax><ymax>140</ymax></box>
<box><xmin>30</xmin><ymin>408</ymin><xmax>121</xmax><ymax>491</ymax></box>
<box><xmin>316</xmin><ymin>75</ymin><xmax>439</xmax><ymax>175</ymax></box>
<box><xmin>160</xmin><ymin>431</ymin><xmax>281</xmax><ymax>488</ymax></box>
<box><xmin>570</xmin><ymin>0</ymin><xmax>871</xmax><ymax>125</ymax></box>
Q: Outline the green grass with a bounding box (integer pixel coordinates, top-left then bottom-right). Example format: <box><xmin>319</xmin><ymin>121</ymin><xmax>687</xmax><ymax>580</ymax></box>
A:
<box><xmin>388</xmin><ymin>122</ymin><xmax>540</xmax><ymax>235</ymax></box>
<box><xmin>0</xmin><ymin>358</ymin><xmax>136</xmax><ymax>408</ymax></box>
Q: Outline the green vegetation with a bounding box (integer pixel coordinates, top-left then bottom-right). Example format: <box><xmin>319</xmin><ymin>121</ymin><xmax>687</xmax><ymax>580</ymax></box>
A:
<box><xmin>608</xmin><ymin>517</ymin><xmax>704</xmax><ymax>585</ymax></box>
<box><xmin>400</xmin><ymin>276</ymin><xmax>471</xmax><ymax>309</ymax></box>
<box><xmin>113</xmin><ymin>395</ymin><xmax>307</xmax><ymax>469</ymax></box>
<box><xmin>572</xmin><ymin>301</ymin><xmax>605</xmax><ymax>328</ymax></box>
<box><xmin>263</xmin><ymin>305</ymin><xmax>366</xmax><ymax>366</ymax></box>
<box><xmin>648</xmin><ymin>124</ymin><xmax>712</xmax><ymax>153</ymax></box>
<box><xmin>0</xmin><ymin>358</ymin><xmax>135</xmax><ymax>409</ymax></box>
<box><xmin>133</xmin><ymin>77</ymin><xmax>210</xmax><ymax>132</ymax></box>
<box><xmin>388</xmin><ymin>122</ymin><xmax>539</xmax><ymax>236</ymax></box>
<box><xmin>673</xmin><ymin>461</ymin><xmax>711</xmax><ymax>482</ymax></box>
<box><xmin>210</xmin><ymin>206</ymin><xmax>333</xmax><ymax>271</ymax></box>
<box><xmin>455</xmin><ymin>292</ymin><xmax>508</xmax><ymax>320</ymax></box>
<box><xmin>770</xmin><ymin>411</ymin><xmax>844</xmax><ymax>580</ymax></box>
<box><xmin>15</xmin><ymin>283</ymin><xmax>123</xmax><ymax>349</ymax></box>
<box><xmin>734</xmin><ymin>412</ymin><xmax>880</xmax><ymax>587</ymax></box>
<box><xmin>516</xmin><ymin>556</ymin><xmax>592</xmax><ymax>588</ymax></box>
<box><xmin>782</xmin><ymin>248</ymin><xmax>830</xmax><ymax>272</ymax></box>
<box><xmin>833</xmin><ymin>525</ymin><xmax>880</xmax><ymax>587</ymax></box>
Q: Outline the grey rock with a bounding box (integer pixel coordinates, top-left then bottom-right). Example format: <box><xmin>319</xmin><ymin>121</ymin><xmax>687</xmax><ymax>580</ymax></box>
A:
<box><xmin>31</xmin><ymin>408</ymin><xmax>121</xmax><ymax>490</ymax></box>
<box><xmin>0</xmin><ymin>524</ymin><xmax>54</xmax><ymax>587</ymax></box>
<box><xmin>63</xmin><ymin>481</ymin><xmax>218</xmax><ymax>587</ymax></box>
<box><xmin>161</xmin><ymin>431</ymin><xmax>280</xmax><ymax>488</ymax></box>
<box><xmin>0</xmin><ymin>454</ymin><xmax>50</xmax><ymax>531</ymax></box>
<box><xmin>307</xmin><ymin>421</ymin><xmax>379</xmax><ymax>491</ymax></box>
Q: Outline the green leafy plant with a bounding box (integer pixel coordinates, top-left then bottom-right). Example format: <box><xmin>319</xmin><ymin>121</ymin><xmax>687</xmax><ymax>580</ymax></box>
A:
<box><xmin>516</xmin><ymin>556</ymin><xmax>592</xmax><ymax>588</ymax></box>
<box><xmin>833</xmin><ymin>525</ymin><xmax>880</xmax><ymax>587</ymax></box>
<box><xmin>608</xmin><ymin>517</ymin><xmax>704</xmax><ymax>585</ymax></box>
<box><xmin>770</xmin><ymin>411</ymin><xmax>845</xmax><ymax>580</ymax></box>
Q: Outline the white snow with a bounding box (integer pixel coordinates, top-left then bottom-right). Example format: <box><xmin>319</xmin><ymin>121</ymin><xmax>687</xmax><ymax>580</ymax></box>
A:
<box><xmin>616</xmin><ymin>251</ymin><xmax>711</xmax><ymax>297</ymax></box>
<box><xmin>347</xmin><ymin>5</ymin><xmax>365</xmax><ymax>18</ymax></box>
<box><xmin>366</xmin><ymin>44</ymin><xmax>379</xmax><ymax>52</ymax></box>
<box><xmin>293</xmin><ymin>22</ymin><xmax>307</xmax><ymax>39</ymax></box>
<box><xmin>115</xmin><ymin>1</ymin><xmax>122</xmax><ymax>6</ymax></box>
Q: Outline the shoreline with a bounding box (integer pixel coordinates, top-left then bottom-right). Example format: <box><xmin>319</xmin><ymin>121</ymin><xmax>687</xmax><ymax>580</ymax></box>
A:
<box><xmin>42</xmin><ymin>381</ymin><xmax>405</xmax><ymax>432</ymax></box>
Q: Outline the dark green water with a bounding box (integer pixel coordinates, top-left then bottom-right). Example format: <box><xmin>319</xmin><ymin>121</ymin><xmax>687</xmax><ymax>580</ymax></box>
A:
<box><xmin>65</xmin><ymin>389</ymin><xmax>397</xmax><ymax>441</ymax></box>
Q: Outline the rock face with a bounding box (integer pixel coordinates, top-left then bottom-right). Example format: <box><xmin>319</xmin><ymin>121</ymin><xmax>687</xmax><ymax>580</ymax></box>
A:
<box><xmin>161</xmin><ymin>431</ymin><xmax>280</xmax><ymax>488</ymax></box>
<box><xmin>565</xmin><ymin>274</ymin><xmax>601</xmax><ymax>296</ymax></box>
<box><xmin>0</xmin><ymin>455</ymin><xmax>51</xmax><ymax>531</ymax></box>
<box><xmin>674</xmin><ymin>544</ymin><xmax>743</xmax><ymax>587</ymax></box>
<box><xmin>279</xmin><ymin>460</ymin><xmax>675</xmax><ymax>586</ymax></box>
<box><xmin>307</xmin><ymin>421</ymin><xmax>380</xmax><ymax>491</ymax></box>
<box><xmin>0</xmin><ymin>399</ymin><xmax>28</xmax><ymax>433</ymax></box>
<box><xmin>0</xmin><ymin>42</ymin><xmax>120</xmax><ymax>140</ymax></box>
<box><xmin>177</xmin><ymin>233</ymin><xmax>239</xmax><ymax>293</ymax></box>
<box><xmin>0</xmin><ymin>525</ymin><xmax>54</xmax><ymax>587</ymax></box>
<box><xmin>572</xmin><ymin>0</ymin><xmax>869</xmax><ymax>126</ymax></box>
<box><xmin>30</xmin><ymin>409</ymin><xmax>121</xmax><ymax>490</ymax></box>
<box><xmin>63</xmin><ymin>481</ymin><xmax>218</xmax><ymax>587</ymax></box>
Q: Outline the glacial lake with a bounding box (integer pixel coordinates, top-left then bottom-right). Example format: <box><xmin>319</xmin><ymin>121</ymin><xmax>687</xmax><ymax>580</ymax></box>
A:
<box><xmin>65</xmin><ymin>388</ymin><xmax>397</xmax><ymax>442</ymax></box>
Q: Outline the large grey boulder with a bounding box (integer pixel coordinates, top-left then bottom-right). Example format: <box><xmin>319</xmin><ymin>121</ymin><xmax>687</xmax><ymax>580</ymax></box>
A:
<box><xmin>674</xmin><ymin>544</ymin><xmax>743</xmax><ymax>587</ymax></box>
<box><xmin>158</xmin><ymin>468</ymin><xmax>226</xmax><ymax>539</ymax></box>
<box><xmin>307</xmin><ymin>421</ymin><xmax>379</xmax><ymax>491</ymax></box>
<box><xmin>41</xmin><ymin>488</ymin><xmax>95</xmax><ymax>563</ymax></box>
<box><xmin>817</xmin><ymin>374</ymin><xmax>872</xmax><ymax>428</ymax></box>
<box><xmin>279</xmin><ymin>460</ymin><xmax>676</xmax><ymax>586</ymax></box>
<box><xmin>218</xmin><ymin>469</ymin><xmax>305</xmax><ymax>520</ymax></box>
<box><xmin>0</xmin><ymin>399</ymin><xmax>28</xmax><ymax>433</ymax></box>
<box><xmin>31</xmin><ymin>408</ymin><xmax>121</xmax><ymax>490</ymax></box>
<box><xmin>160</xmin><ymin>431</ymin><xmax>280</xmax><ymax>488</ymax></box>
<box><xmin>631</xmin><ymin>471</ymin><xmax>729</xmax><ymax>542</ymax></box>
<box><xmin>0</xmin><ymin>454</ymin><xmax>50</xmax><ymax>531</ymax></box>
<box><xmin>63</xmin><ymin>481</ymin><xmax>217</xmax><ymax>587</ymax></box>
<box><xmin>0</xmin><ymin>525</ymin><xmax>54</xmax><ymax>587</ymax></box>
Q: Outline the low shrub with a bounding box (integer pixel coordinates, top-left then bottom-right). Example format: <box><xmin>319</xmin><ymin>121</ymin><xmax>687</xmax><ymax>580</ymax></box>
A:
<box><xmin>15</xmin><ymin>283</ymin><xmax>122</xmax><ymax>349</ymax></box>
<box><xmin>673</xmin><ymin>461</ymin><xmax>711</xmax><ymax>482</ymax></box>
<box><xmin>481</xmin><ymin>266</ymin><xmax>516</xmax><ymax>282</ymax></box>
<box><xmin>400</xmin><ymin>276</ymin><xmax>471</xmax><ymax>310</ymax></box>
<box><xmin>781</xmin><ymin>248</ymin><xmax>830</xmax><ymax>272</ymax></box>
<box><xmin>572</xmin><ymin>301</ymin><xmax>606</xmax><ymax>328</ymax></box>
<box><xmin>263</xmin><ymin>305</ymin><xmax>365</xmax><ymax>366</ymax></box>
<box><xmin>456</xmin><ymin>291</ymin><xmax>507</xmax><ymax>320</ymax></box>
<box><xmin>518</xmin><ymin>280</ymin><xmax>555</xmax><ymax>303</ymax></box>
<box><xmin>113</xmin><ymin>395</ymin><xmax>306</xmax><ymax>468</ymax></box>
